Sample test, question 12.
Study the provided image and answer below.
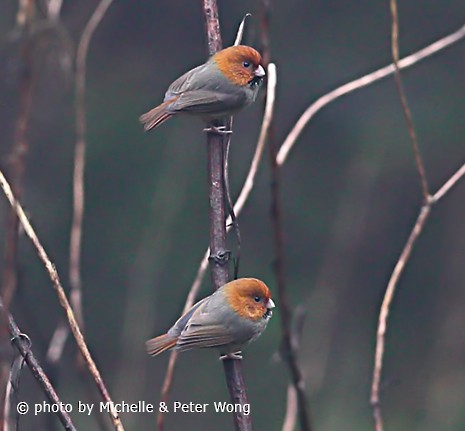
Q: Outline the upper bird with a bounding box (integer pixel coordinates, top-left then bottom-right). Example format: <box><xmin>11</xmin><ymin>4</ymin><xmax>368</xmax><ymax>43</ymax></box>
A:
<box><xmin>146</xmin><ymin>278</ymin><xmax>275</xmax><ymax>359</ymax></box>
<box><xmin>139</xmin><ymin>45</ymin><xmax>265</xmax><ymax>132</ymax></box>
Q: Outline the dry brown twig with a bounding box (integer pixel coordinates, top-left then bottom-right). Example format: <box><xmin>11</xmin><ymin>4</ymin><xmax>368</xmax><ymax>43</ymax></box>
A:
<box><xmin>0</xmin><ymin>170</ymin><xmax>125</xmax><ymax>431</ymax></box>
<box><xmin>389</xmin><ymin>0</ymin><xmax>429</xmax><ymax>200</ymax></box>
<box><xmin>370</xmin><ymin>5</ymin><xmax>465</xmax><ymax>431</ymax></box>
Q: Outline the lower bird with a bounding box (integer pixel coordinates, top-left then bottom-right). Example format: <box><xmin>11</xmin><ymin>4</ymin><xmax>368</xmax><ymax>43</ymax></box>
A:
<box><xmin>146</xmin><ymin>278</ymin><xmax>275</xmax><ymax>360</ymax></box>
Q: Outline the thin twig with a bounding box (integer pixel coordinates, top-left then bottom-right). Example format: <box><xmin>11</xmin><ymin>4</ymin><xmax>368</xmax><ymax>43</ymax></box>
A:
<box><xmin>432</xmin><ymin>161</ymin><xmax>465</xmax><ymax>202</ymax></box>
<box><xmin>223</xmin><ymin>13</ymin><xmax>252</xmax><ymax>280</ymax></box>
<box><xmin>370</xmin><ymin>205</ymin><xmax>431</xmax><ymax>431</ymax></box>
<box><xmin>389</xmin><ymin>0</ymin><xmax>429</xmax><ymax>200</ymax></box>
<box><xmin>0</xmin><ymin>297</ymin><xmax>77</xmax><ymax>431</ymax></box>
<box><xmin>47</xmin><ymin>0</ymin><xmax>114</xmax><ymax>370</ymax></box>
<box><xmin>0</xmin><ymin>170</ymin><xmax>125</xmax><ymax>431</ymax></box>
<box><xmin>370</xmin><ymin>158</ymin><xmax>465</xmax><ymax>431</ymax></box>
<box><xmin>73</xmin><ymin>0</ymin><xmax>114</xmax><ymax>338</ymax></box>
<box><xmin>277</xmin><ymin>22</ymin><xmax>465</xmax><ymax>166</ymax></box>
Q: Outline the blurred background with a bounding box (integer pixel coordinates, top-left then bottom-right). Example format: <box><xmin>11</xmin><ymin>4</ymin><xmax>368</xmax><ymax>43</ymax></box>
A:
<box><xmin>1</xmin><ymin>0</ymin><xmax>465</xmax><ymax>430</ymax></box>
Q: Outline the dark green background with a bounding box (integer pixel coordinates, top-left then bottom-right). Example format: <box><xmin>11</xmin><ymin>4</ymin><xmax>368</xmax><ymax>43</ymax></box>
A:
<box><xmin>1</xmin><ymin>1</ymin><xmax>465</xmax><ymax>430</ymax></box>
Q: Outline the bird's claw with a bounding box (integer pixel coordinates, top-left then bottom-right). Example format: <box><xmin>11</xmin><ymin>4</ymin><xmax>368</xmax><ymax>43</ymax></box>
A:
<box><xmin>204</xmin><ymin>125</ymin><xmax>233</xmax><ymax>135</ymax></box>
<box><xmin>219</xmin><ymin>351</ymin><xmax>243</xmax><ymax>361</ymax></box>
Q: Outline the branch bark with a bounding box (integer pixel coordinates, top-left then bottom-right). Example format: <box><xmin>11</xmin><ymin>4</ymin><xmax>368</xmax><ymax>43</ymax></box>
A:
<box><xmin>202</xmin><ymin>2</ymin><xmax>252</xmax><ymax>430</ymax></box>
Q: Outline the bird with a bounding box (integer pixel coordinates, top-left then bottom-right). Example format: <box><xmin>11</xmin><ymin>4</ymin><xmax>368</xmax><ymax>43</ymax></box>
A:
<box><xmin>139</xmin><ymin>45</ymin><xmax>265</xmax><ymax>132</ymax></box>
<box><xmin>146</xmin><ymin>278</ymin><xmax>275</xmax><ymax>360</ymax></box>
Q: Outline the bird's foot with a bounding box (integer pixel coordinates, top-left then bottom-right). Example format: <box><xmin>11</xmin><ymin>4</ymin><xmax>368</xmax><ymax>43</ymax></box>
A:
<box><xmin>204</xmin><ymin>125</ymin><xmax>233</xmax><ymax>135</ymax></box>
<box><xmin>219</xmin><ymin>351</ymin><xmax>243</xmax><ymax>361</ymax></box>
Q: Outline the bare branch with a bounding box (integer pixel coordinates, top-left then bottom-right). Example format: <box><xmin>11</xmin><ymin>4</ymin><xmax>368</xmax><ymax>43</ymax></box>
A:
<box><xmin>390</xmin><ymin>0</ymin><xmax>429</xmax><ymax>200</ymax></box>
<box><xmin>277</xmin><ymin>22</ymin><xmax>465</xmax><ymax>166</ymax></box>
<box><xmin>370</xmin><ymin>156</ymin><xmax>465</xmax><ymax>431</ymax></box>
<box><xmin>370</xmin><ymin>205</ymin><xmax>431</xmax><ymax>431</ymax></box>
<box><xmin>73</xmin><ymin>0</ymin><xmax>114</xmax><ymax>335</ymax></box>
<box><xmin>432</xmin><ymin>161</ymin><xmax>465</xmax><ymax>202</ymax></box>
<box><xmin>0</xmin><ymin>170</ymin><xmax>125</xmax><ymax>431</ymax></box>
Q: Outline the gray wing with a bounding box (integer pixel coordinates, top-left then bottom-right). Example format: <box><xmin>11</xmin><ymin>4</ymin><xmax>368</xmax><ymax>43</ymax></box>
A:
<box><xmin>166</xmin><ymin>90</ymin><xmax>243</xmax><ymax>116</ymax></box>
<box><xmin>163</xmin><ymin>62</ymin><xmax>245</xmax><ymax>116</ymax></box>
<box><xmin>164</xmin><ymin>64</ymin><xmax>211</xmax><ymax>99</ymax></box>
<box><xmin>167</xmin><ymin>296</ymin><xmax>210</xmax><ymax>338</ymax></box>
<box><xmin>175</xmin><ymin>292</ymin><xmax>236</xmax><ymax>351</ymax></box>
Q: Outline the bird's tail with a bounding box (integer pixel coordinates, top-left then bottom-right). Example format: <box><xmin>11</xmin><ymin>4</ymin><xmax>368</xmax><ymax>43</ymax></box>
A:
<box><xmin>146</xmin><ymin>333</ymin><xmax>178</xmax><ymax>356</ymax></box>
<box><xmin>139</xmin><ymin>98</ymin><xmax>177</xmax><ymax>131</ymax></box>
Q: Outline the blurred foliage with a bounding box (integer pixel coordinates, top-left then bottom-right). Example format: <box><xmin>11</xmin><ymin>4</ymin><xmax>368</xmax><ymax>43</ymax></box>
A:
<box><xmin>1</xmin><ymin>1</ymin><xmax>465</xmax><ymax>430</ymax></box>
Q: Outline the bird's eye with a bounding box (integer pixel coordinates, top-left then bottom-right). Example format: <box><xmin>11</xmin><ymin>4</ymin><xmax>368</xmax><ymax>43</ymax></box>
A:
<box><xmin>243</xmin><ymin>61</ymin><xmax>250</xmax><ymax>68</ymax></box>
<box><xmin>253</xmin><ymin>296</ymin><xmax>261</xmax><ymax>303</ymax></box>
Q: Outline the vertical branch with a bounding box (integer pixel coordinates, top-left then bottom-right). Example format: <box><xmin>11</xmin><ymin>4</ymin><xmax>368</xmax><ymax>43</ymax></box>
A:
<box><xmin>202</xmin><ymin>2</ymin><xmax>252</xmax><ymax>431</ymax></box>
<box><xmin>389</xmin><ymin>0</ymin><xmax>429</xmax><ymax>200</ymax></box>
<box><xmin>259</xmin><ymin>3</ymin><xmax>313</xmax><ymax>431</ymax></box>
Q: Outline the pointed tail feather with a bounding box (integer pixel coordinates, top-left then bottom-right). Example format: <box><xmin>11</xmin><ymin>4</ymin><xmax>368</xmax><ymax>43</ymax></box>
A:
<box><xmin>146</xmin><ymin>333</ymin><xmax>178</xmax><ymax>356</ymax></box>
<box><xmin>139</xmin><ymin>97</ymin><xmax>179</xmax><ymax>131</ymax></box>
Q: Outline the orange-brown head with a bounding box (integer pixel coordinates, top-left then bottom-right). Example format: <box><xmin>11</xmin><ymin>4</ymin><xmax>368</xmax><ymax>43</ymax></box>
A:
<box><xmin>222</xmin><ymin>278</ymin><xmax>275</xmax><ymax>322</ymax></box>
<box><xmin>212</xmin><ymin>46</ymin><xmax>265</xmax><ymax>87</ymax></box>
